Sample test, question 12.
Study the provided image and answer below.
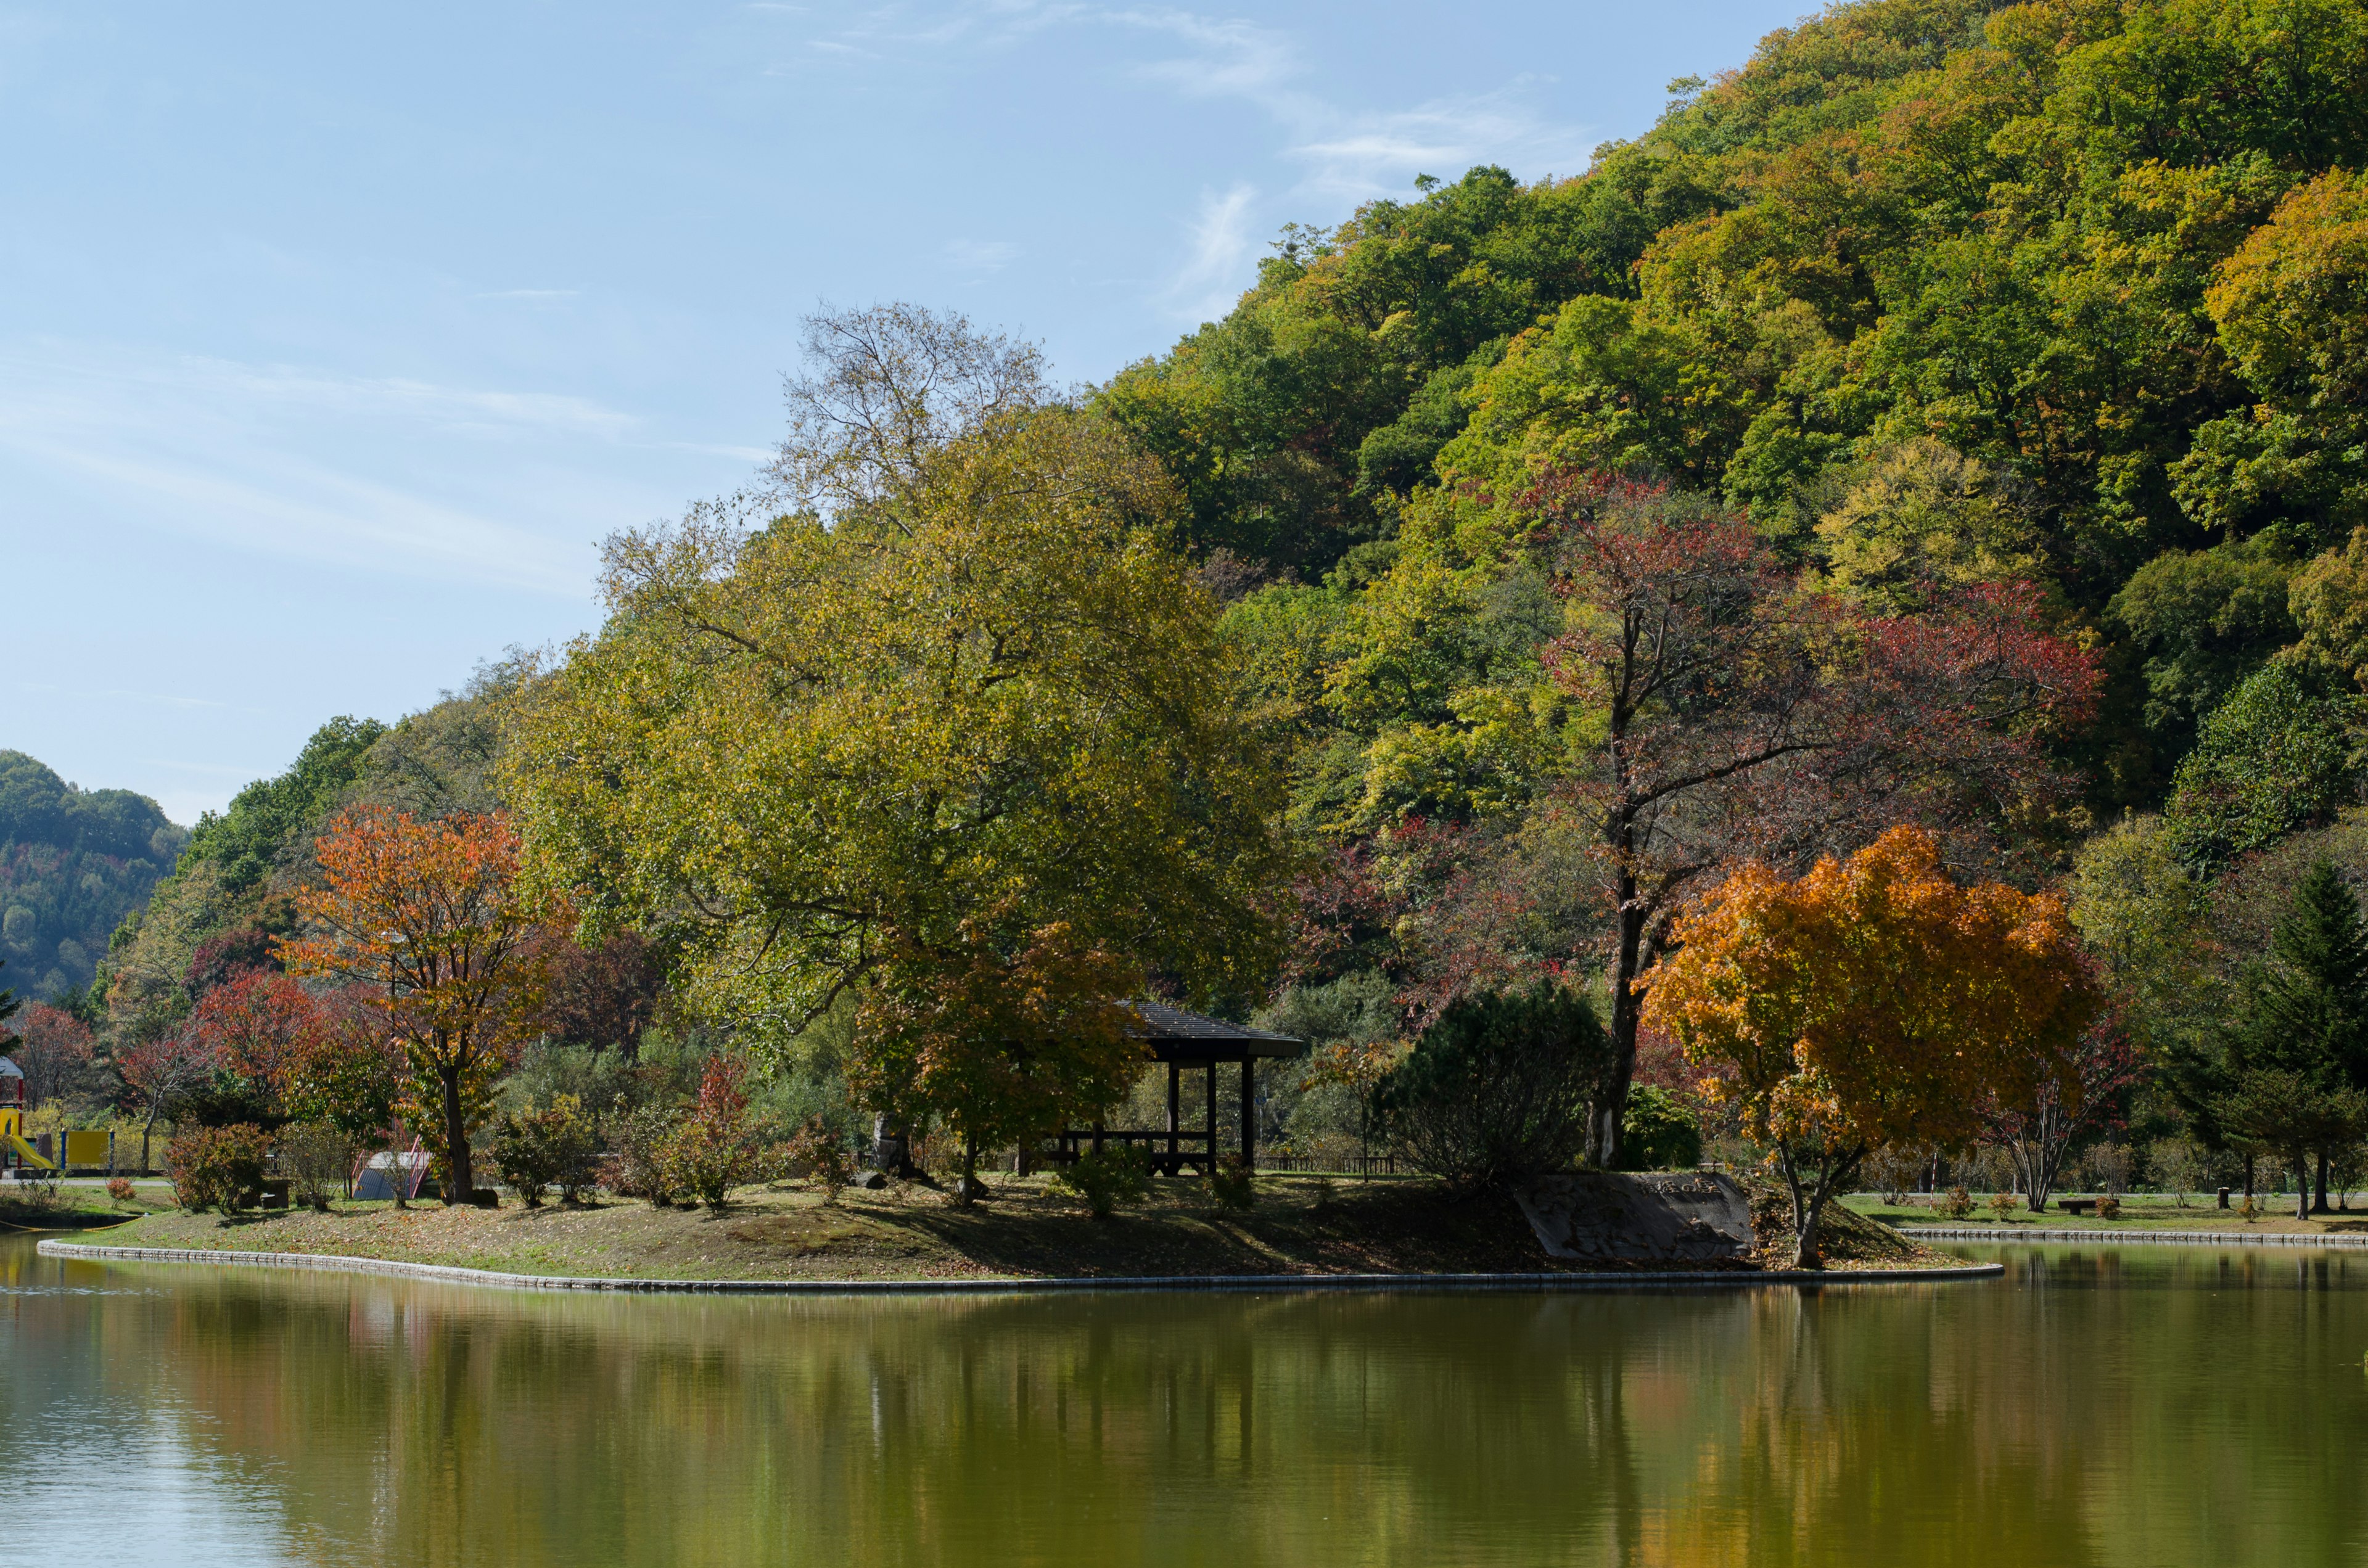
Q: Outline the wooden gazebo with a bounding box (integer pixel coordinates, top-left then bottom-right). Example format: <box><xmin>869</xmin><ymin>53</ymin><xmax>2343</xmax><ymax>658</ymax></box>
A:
<box><xmin>1043</xmin><ymin>1002</ymin><xmax>1306</xmax><ymax>1176</ymax></box>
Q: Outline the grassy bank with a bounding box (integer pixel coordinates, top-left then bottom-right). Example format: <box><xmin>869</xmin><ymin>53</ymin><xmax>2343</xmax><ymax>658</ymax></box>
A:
<box><xmin>54</xmin><ymin>1173</ymin><xmax>1955</xmax><ymax>1281</ymax></box>
<box><xmin>1846</xmin><ymin>1192</ymin><xmax>2368</xmax><ymax>1236</ymax></box>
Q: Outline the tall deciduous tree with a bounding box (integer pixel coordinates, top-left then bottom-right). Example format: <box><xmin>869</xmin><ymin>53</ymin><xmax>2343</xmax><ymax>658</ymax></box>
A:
<box><xmin>1531</xmin><ymin>471</ymin><xmax>2096</xmax><ymax>1164</ymax></box>
<box><xmin>1980</xmin><ymin>1008</ymin><xmax>2146</xmax><ymax>1213</ymax></box>
<box><xmin>1646</xmin><ymin>826</ymin><xmax>2099</xmax><ymax>1266</ymax></box>
<box><xmin>9</xmin><ymin>1001</ymin><xmax>95</xmax><ymax>1109</ymax></box>
<box><xmin>508</xmin><ymin>306</ymin><xmax>1289</xmax><ymax>1093</ymax></box>
<box><xmin>117</xmin><ymin>1027</ymin><xmax>218</xmax><ymax>1175</ymax></box>
<box><xmin>279</xmin><ymin>808</ymin><xmax>551</xmax><ymax>1204</ymax></box>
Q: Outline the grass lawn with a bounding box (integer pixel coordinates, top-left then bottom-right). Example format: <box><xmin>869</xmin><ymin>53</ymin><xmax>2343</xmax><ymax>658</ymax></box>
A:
<box><xmin>1844</xmin><ymin>1191</ymin><xmax>2368</xmax><ymax>1236</ymax></box>
<box><xmin>51</xmin><ymin>1172</ymin><xmax>1959</xmax><ymax>1281</ymax></box>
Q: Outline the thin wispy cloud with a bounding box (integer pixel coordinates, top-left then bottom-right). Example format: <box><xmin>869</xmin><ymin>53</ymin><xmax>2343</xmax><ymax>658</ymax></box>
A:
<box><xmin>774</xmin><ymin>3</ymin><xmax>1596</xmax><ymax>316</ymax></box>
<box><xmin>1161</xmin><ymin>183</ymin><xmax>1257</xmax><ymax>323</ymax></box>
<box><xmin>0</xmin><ymin>346</ymin><xmax>643</xmax><ymax>597</ymax></box>
<box><xmin>945</xmin><ymin>237</ymin><xmax>1023</xmax><ymax>274</ymax></box>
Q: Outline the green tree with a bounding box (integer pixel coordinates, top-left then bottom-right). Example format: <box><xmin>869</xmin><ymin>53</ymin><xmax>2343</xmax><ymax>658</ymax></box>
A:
<box><xmin>508</xmin><ymin>305</ymin><xmax>1289</xmax><ymax>1076</ymax></box>
<box><xmin>2221</xmin><ymin>857</ymin><xmax>2368</xmax><ymax>1212</ymax></box>
<box><xmin>2163</xmin><ymin>665</ymin><xmax>2362</xmax><ymax>867</ymax></box>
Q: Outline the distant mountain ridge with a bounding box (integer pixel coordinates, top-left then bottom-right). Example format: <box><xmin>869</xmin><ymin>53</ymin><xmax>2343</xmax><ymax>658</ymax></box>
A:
<box><xmin>0</xmin><ymin>750</ymin><xmax>184</xmax><ymax>999</ymax></box>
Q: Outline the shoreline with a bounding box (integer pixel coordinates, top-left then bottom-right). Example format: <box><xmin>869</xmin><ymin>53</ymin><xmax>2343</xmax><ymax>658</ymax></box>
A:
<box><xmin>34</xmin><ymin>1239</ymin><xmax>2004</xmax><ymax>1294</ymax></box>
<box><xmin>1899</xmin><ymin>1225</ymin><xmax>2368</xmax><ymax>1249</ymax></box>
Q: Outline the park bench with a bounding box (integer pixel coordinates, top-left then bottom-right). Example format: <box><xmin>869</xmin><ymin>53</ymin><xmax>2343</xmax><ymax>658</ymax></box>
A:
<box><xmin>2056</xmin><ymin>1198</ymin><xmax>2106</xmax><ymax>1217</ymax></box>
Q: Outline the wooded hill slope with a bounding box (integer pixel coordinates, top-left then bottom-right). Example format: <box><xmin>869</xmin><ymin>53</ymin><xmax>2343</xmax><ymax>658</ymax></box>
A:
<box><xmin>0</xmin><ymin>752</ymin><xmax>182</xmax><ymax>1001</ymax></box>
<box><xmin>1103</xmin><ymin>0</ymin><xmax>2368</xmax><ymax>816</ymax></box>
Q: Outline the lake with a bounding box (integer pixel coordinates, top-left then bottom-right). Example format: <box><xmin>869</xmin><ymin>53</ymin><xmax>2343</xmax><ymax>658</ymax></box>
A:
<box><xmin>4</xmin><ymin>1236</ymin><xmax>2365</xmax><ymax>1565</ymax></box>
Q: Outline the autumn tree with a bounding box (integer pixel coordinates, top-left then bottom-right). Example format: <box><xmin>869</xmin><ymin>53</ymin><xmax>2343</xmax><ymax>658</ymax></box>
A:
<box><xmin>508</xmin><ymin>305</ymin><xmax>1288</xmax><ymax>1128</ymax></box>
<box><xmin>1979</xmin><ymin>1008</ymin><xmax>2146</xmax><ymax>1213</ymax></box>
<box><xmin>279</xmin><ymin>808</ymin><xmax>551</xmax><ymax>1204</ymax></box>
<box><xmin>117</xmin><ymin>1028</ymin><xmax>218</xmax><ymax>1175</ymax></box>
<box><xmin>1532</xmin><ymin>472</ymin><xmax>2095</xmax><ymax>1165</ymax></box>
<box><xmin>189</xmin><ymin>971</ymin><xmax>324</xmax><ymax>1123</ymax></box>
<box><xmin>851</xmin><ymin>915</ymin><xmax>1145</xmax><ymax>1198</ymax></box>
<box><xmin>9</xmin><ymin>1001</ymin><xmax>96</xmax><ymax>1109</ymax></box>
<box><xmin>1646</xmin><ymin>827</ymin><xmax>2100</xmax><ymax>1266</ymax></box>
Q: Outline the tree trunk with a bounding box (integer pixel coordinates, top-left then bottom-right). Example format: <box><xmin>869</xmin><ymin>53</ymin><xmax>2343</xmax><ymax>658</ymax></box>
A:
<box><xmin>2296</xmin><ymin>1154</ymin><xmax>2312</xmax><ymax>1223</ymax></box>
<box><xmin>955</xmin><ymin>1135</ymin><xmax>978</xmax><ymax>1206</ymax></box>
<box><xmin>2314</xmin><ymin>1151</ymin><xmax>2330</xmax><ymax>1214</ymax></box>
<box><xmin>141</xmin><ymin>1100</ymin><xmax>160</xmax><ymax>1177</ymax></box>
<box><xmin>2244</xmin><ymin>1154</ymin><xmax>2256</xmax><ymax>1200</ymax></box>
<box><xmin>440</xmin><ymin>1066</ymin><xmax>471</xmax><ymax>1205</ymax></box>
<box><xmin>1593</xmin><ymin>881</ymin><xmax>1647</xmax><ymax>1169</ymax></box>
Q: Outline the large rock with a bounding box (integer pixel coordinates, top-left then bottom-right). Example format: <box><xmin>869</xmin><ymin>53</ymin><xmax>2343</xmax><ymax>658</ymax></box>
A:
<box><xmin>1515</xmin><ymin>1170</ymin><xmax>1754</xmax><ymax>1264</ymax></box>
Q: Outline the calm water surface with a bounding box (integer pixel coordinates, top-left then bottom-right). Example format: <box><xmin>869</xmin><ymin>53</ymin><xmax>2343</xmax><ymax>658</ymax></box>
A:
<box><xmin>4</xmin><ymin>1236</ymin><xmax>2366</xmax><ymax>1566</ymax></box>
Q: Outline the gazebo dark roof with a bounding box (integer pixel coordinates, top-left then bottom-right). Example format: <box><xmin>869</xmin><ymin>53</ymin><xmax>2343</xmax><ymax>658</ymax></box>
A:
<box><xmin>1123</xmin><ymin>1001</ymin><xmax>1305</xmax><ymax>1060</ymax></box>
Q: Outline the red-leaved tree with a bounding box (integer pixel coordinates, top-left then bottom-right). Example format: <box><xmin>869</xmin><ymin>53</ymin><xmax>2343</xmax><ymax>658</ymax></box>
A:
<box><xmin>1523</xmin><ymin>470</ymin><xmax>2097</xmax><ymax>1164</ymax></box>
<box><xmin>10</xmin><ymin>1002</ymin><xmax>96</xmax><ymax>1109</ymax></box>
<box><xmin>1980</xmin><ymin>1004</ymin><xmax>2146</xmax><ymax>1213</ymax></box>
<box><xmin>191</xmin><ymin>972</ymin><xmax>326</xmax><ymax>1116</ymax></box>
<box><xmin>118</xmin><ymin>1028</ymin><xmax>220</xmax><ymax>1175</ymax></box>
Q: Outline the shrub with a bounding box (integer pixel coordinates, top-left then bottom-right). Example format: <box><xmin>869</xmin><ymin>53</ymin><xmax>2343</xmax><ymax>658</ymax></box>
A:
<box><xmin>601</xmin><ymin>1098</ymin><xmax>678</xmax><ymax>1207</ymax></box>
<box><xmin>1986</xmin><ymin>1191</ymin><xmax>2019</xmax><ymax>1219</ymax></box>
<box><xmin>1865</xmin><ymin>1146</ymin><xmax>1930</xmax><ymax>1205</ymax></box>
<box><xmin>656</xmin><ymin>1057</ymin><xmax>768</xmax><ymax>1211</ymax></box>
<box><xmin>785</xmin><ymin>1116</ymin><xmax>853</xmax><ymax>1204</ymax></box>
<box><xmin>277</xmin><ymin>1121</ymin><xmax>353</xmax><ymax>1212</ymax></box>
<box><xmin>1371</xmin><ymin>983</ymin><xmax>1608</xmax><ymax>1190</ymax></box>
<box><xmin>1207</xmin><ymin>1153</ymin><xmax>1256</xmax><ymax>1210</ymax></box>
<box><xmin>2097</xmin><ymin>1194</ymin><xmax>2121</xmax><ymax>1220</ymax></box>
<box><xmin>1936</xmin><ymin>1186</ymin><xmax>1976</xmax><ymax>1220</ymax></box>
<box><xmin>1615</xmin><ymin>1085</ymin><xmax>1704</xmax><ymax>1171</ymax></box>
<box><xmin>105</xmin><ymin>1176</ymin><xmax>136</xmax><ymax>1204</ymax></box>
<box><xmin>492</xmin><ymin>1096</ymin><xmax>601</xmax><ymax>1208</ymax></box>
<box><xmin>167</xmin><ymin>1124</ymin><xmax>267</xmax><ymax>1214</ymax></box>
<box><xmin>1054</xmin><ymin>1144</ymin><xmax>1151</xmax><ymax>1218</ymax></box>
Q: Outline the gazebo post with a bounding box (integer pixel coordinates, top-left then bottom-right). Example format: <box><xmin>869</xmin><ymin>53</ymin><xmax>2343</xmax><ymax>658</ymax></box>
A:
<box><xmin>1204</xmin><ymin>1060</ymin><xmax>1217</xmax><ymax>1172</ymax></box>
<box><xmin>1241</xmin><ymin>1055</ymin><xmax>1255</xmax><ymax>1166</ymax></box>
<box><xmin>1167</xmin><ymin>1061</ymin><xmax>1180</xmax><ymax>1168</ymax></box>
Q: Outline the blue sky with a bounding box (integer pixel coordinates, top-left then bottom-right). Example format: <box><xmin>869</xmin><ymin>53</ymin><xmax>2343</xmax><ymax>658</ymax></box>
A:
<box><xmin>3</xmin><ymin>1</ymin><xmax>1808</xmax><ymax>824</ymax></box>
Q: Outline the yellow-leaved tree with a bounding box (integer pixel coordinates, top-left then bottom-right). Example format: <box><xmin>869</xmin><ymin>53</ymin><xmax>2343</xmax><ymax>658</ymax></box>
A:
<box><xmin>1646</xmin><ymin>826</ymin><xmax>2099</xmax><ymax>1266</ymax></box>
<box><xmin>506</xmin><ymin>306</ymin><xmax>1289</xmax><ymax>1171</ymax></box>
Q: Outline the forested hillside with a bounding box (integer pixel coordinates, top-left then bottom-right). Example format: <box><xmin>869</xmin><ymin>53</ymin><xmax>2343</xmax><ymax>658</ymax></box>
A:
<box><xmin>1104</xmin><ymin>0</ymin><xmax>2368</xmax><ymax>811</ymax></box>
<box><xmin>0</xmin><ymin>752</ymin><xmax>183</xmax><ymax>1001</ymax></box>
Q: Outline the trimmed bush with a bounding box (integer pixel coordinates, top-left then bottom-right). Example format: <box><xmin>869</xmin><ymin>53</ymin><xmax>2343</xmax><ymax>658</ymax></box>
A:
<box><xmin>1054</xmin><ymin>1144</ymin><xmax>1151</xmax><ymax>1218</ymax></box>
<box><xmin>785</xmin><ymin>1116</ymin><xmax>853</xmax><ymax>1204</ymax></box>
<box><xmin>1373</xmin><ymin>983</ymin><xmax>1609</xmax><ymax>1189</ymax></box>
<box><xmin>492</xmin><ymin>1095</ymin><xmax>601</xmax><ymax>1207</ymax></box>
<box><xmin>167</xmin><ymin>1123</ymin><xmax>267</xmax><ymax>1213</ymax></box>
<box><xmin>277</xmin><ymin>1121</ymin><xmax>353</xmax><ymax>1211</ymax></box>
<box><xmin>1615</xmin><ymin>1085</ymin><xmax>1704</xmax><ymax>1170</ymax></box>
<box><xmin>1207</xmin><ymin>1153</ymin><xmax>1256</xmax><ymax>1210</ymax></box>
<box><xmin>656</xmin><ymin>1057</ymin><xmax>768</xmax><ymax>1211</ymax></box>
<box><xmin>600</xmin><ymin>1099</ymin><xmax>678</xmax><ymax>1207</ymax></box>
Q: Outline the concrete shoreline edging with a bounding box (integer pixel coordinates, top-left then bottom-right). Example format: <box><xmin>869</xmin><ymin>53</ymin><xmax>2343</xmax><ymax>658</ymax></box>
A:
<box><xmin>1900</xmin><ymin>1225</ymin><xmax>2368</xmax><ymax>1249</ymax></box>
<box><xmin>35</xmin><ymin>1239</ymin><xmax>2003</xmax><ymax>1294</ymax></box>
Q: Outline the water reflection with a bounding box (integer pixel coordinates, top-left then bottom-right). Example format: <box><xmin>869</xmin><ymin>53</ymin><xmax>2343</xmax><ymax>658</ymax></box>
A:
<box><xmin>3</xmin><ymin>1241</ymin><xmax>2366</xmax><ymax>1566</ymax></box>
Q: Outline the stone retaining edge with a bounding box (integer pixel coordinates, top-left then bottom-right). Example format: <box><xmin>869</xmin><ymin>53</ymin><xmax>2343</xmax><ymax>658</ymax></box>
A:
<box><xmin>1900</xmin><ymin>1225</ymin><xmax>2368</xmax><ymax>1248</ymax></box>
<box><xmin>35</xmin><ymin>1240</ymin><xmax>2002</xmax><ymax>1294</ymax></box>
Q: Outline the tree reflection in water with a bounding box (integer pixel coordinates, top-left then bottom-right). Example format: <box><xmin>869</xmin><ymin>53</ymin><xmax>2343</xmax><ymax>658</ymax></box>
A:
<box><xmin>5</xmin><ymin>1242</ymin><xmax>2368</xmax><ymax>1566</ymax></box>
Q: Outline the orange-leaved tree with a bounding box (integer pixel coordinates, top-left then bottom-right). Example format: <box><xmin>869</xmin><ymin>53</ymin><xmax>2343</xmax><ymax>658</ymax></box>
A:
<box><xmin>279</xmin><ymin>808</ymin><xmax>553</xmax><ymax>1204</ymax></box>
<box><xmin>1645</xmin><ymin>826</ymin><xmax>2099</xmax><ymax>1266</ymax></box>
<box><xmin>850</xmin><ymin>914</ymin><xmax>1145</xmax><ymax>1199</ymax></box>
